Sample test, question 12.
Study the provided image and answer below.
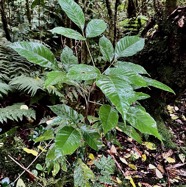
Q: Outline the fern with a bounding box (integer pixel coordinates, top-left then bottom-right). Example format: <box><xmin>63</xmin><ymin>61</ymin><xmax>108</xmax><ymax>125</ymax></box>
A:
<box><xmin>0</xmin><ymin>44</ymin><xmax>40</xmax><ymax>80</ymax></box>
<box><xmin>0</xmin><ymin>103</ymin><xmax>36</xmax><ymax>123</ymax></box>
<box><xmin>10</xmin><ymin>75</ymin><xmax>44</xmax><ymax>96</ymax></box>
<box><xmin>0</xmin><ymin>81</ymin><xmax>12</xmax><ymax>98</ymax></box>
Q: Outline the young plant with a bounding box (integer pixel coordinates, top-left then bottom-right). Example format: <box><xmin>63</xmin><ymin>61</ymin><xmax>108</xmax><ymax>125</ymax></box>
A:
<box><xmin>9</xmin><ymin>0</ymin><xmax>174</xmax><ymax>184</ymax></box>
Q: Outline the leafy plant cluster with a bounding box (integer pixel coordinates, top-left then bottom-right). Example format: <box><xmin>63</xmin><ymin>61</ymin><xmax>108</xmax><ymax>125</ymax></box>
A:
<box><xmin>6</xmin><ymin>0</ymin><xmax>175</xmax><ymax>185</ymax></box>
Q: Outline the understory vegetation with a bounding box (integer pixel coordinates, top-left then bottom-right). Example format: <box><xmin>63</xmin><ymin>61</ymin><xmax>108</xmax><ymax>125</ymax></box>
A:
<box><xmin>0</xmin><ymin>0</ymin><xmax>186</xmax><ymax>187</ymax></box>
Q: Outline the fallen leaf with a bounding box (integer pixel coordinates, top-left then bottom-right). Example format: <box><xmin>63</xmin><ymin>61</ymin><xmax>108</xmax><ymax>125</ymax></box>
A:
<box><xmin>178</xmin><ymin>154</ymin><xmax>185</xmax><ymax>163</ymax></box>
<box><xmin>119</xmin><ymin>157</ymin><xmax>128</xmax><ymax>165</ymax></box>
<box><xmin>170</xmin><ymin>114</ymin><xmax>179</xmax><ymax>120</ymax></box>
<box><xmin>167</xmin><ymin>105</ymin><xmax>174</xmax><ymax>114</ymax></box>
<box><xmin>128</xmin><ymin>164</ymin><xmax>137</xmax><ymax>170</ymax></box>
<box><xmin>37</xmin><ymin>145</ymin><xmax>47</xmax><ymax>152</ymax></box>
<box><xmin>155</xmin><ymin>168</ymin><xmax>163</xmax><ymax>179</ymax></box>
<box><xmin>88</xmin><ymin>153</ymin><xmax>95</xmax><ymax>160</ymax></box>
<box><xmin>166</xmin><ymin>157</ymin><xmax>176</xmax><ymax>163</ymax></box>
<box><xmin>23</xmin><ymin>148</ymin><xmax>38</xmax><ymax>156</ymax></box>
<box><xmin>157</xmin><ymin>164</ymin><xmax>165</xmax><ymax>174</ymax></box>
<box><xmin>110</xmin><ymin>145</ymin><xmax>117</xmax><ymax>155</ymax></box>
<box><xmin>143</xmin><ymin>142</ymin><xmax>156</xmax><ymax>150</ymax></box>
<box><xmin>126</xmin><ymin>176</ymin><xmax>136</xmax><ymax>187</ymax></box>
<box><xmin>162</xmin><ymin>150</ymin><xmax>173</xmax><ymax>159</ymax></box>
<box><xmin>148</xmin><ymin>164</ymin><xmax>156</xmax><ymax>169</ymax></box>
<box><xmin>116</xmin><ymin>177</ymin><xmax>122</xmax><ymax>184</ymax></box>
<box><xmin>141</xmin><ymin>154</ymin><xmax>147</xmax><ymax>162</ymax></box>
<box><xmin>16</xmin><ymin>178</ymin><xmax>26</xmax><ymax>187</ymax></box>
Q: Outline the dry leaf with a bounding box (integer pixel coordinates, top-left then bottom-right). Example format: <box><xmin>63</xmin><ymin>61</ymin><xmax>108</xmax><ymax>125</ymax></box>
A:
<box><xmin>162</xmin><ymin>150</ymin><xmax>173</xmax><ymax>159</ymax></box>
<box><xmin>142</xmin><ymin>154</ymin><xmax>147</xmax><ymax>162</ymax></box>
<box><xmin>178</xmin><ymin>154</ymin><xmax>185</xmax><ymax>163</ymax></box>
<box><xmin>167</xmin><ymin>105</ymin><xmax>174</xmax><ymax>114</ymax></box>
<box><xmin>170</xmin><ymin>114</ymin><xmax>179</xmax><ymax>120</ymax></box>
<box><xmin>110</xmin><ymin>145</ymin><xmax>117</xmax><ymax>155</ymax></box>
<box><xmin>116</xmin><ymin>177</ymin><xmax>122</xmax><ymax>184</ymax></box>
<box><xmin>155</xmin><ymin>168</ymin><xmax>163</xmax><ymax>179</ymax></box>
<box><xmin>148</xmin><ymin>164</ymin><xmax>156</xmax><ymax>169</ymax></box>
<box><xmin>16</xmin><ymin>178</ymin><xmax>26</xmax><ymax>187</ymax></box>
<box><xmin>166</xmin><ymin>157</ymin><xmax>176</xmax><ymax>163</ymax></box>
<box><xmin>88</xmin><ymin>153</ymin><xmax>95</xmax><ymax>160</ymax></box>
<box><xmin>128</xmin><ymin>164</ymin><xmax>137</xmax><ymax>170</ymax></box>
<box><xmin>143</xmin><ymin>142</ymin><xmax>156</xmax><ymax>150</ymax></box>
<box><xmin>157</xmin><ymin>164</ymin><xmax>165</xmax><ymax>174</ymax></box>
<box><xmin>23</xmin><ymin>148</ymin><xmax>38</xmax><ymax>156</ymax></box>
<box><xmin>119</xmin><ymin>157</ymin><xmax>128</xmax><ymax>165</ymax></box>
<box><xmin>126</xmin><ymin>176</ymin><xmax>136</xmax><ymax>187</ymax></box>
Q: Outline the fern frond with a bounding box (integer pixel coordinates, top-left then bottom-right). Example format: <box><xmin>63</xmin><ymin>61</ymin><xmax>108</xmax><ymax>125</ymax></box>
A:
<box><xmin>0</xmin><ymin>44</ymin><xmax>41</xmax><ymax>79</ymax></box>
<box><xmin>0</xmin><ymin>81</ymin><xmax>12</xmax><ymax>98</ymax></box>
<box><xmin>46</xmin><ymin>85</ymin><xmax>64</xmax><ymax>98</ymax></box>
<box><xmin>10</xmin><ymin>75</ymin><xmax>44</xmax><ymax>96</ymax></box>
<box><xmin>0</xmin><ymin>103</ymin><xmax>36</xmax><ymax>123</ymax></box>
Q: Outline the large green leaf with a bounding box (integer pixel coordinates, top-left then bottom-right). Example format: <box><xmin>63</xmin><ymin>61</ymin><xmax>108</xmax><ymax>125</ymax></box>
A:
<box><xmin>74</xmin><ymin>159</ymin><xmax>95</xmax><ymax>187</ymax></box>
<box><xmin>55</xmin><ymin>126</ymin><xmax>81</xmax><ymax>155</ymax></box>
<box><xmin>126</xmin><ymin>106</ymin><xmax>162</xmax><ymax>140</ymax></box>
<box><xmin>144</xmin><ymin>77</ymin><xmax>175</xmax><ymax>94</ymax></box>
<box><xmin>99</xmin><ymin>36</ymin><xmax>114</xmax><ymax>62</ymax></box>
<box><xmin>117</xmin><ymin>123</ymin><xmax>142</xmax><ymax>143</ymax></box>
<box><xmin>80</xmin><ymin>126</ymin><xmax>101</xmax><ymax>151</ymax></box>
<box><xmin>44</xmin><ymin>71</ymin><xmax>78</xmax><ymax>87</ymax></box>
<box><xmin>60</xmin><ymin>46</ymin><xmax>78</xmax><ymax>70</ymax></box>
<box><xmin>58</xmin><ymin>0</ymin><xmax>85</xmax><ymax>30</ymax></box>
<box><xmin>86</xmin><ymin>19</ymin><xmax>107</xmax><ymax>38</ymax></box>
<box><xmin>50</xmin><ymin>27</ymin><xmax>85</xmax><ymax>40</ymax></box>
<box><xmin>105</xmin><ymin>67</ymin><xmax>147</xmax><ymax>88</ymax></box>
<box><xmin>49</xmin><ymin>104</ymin><xmax>83</xmax><ymax>123</ymax></box>
<box><xmin>115</xmin><ymin>36</ymin><xmax>145</xmax><ymax>58</ymax></box>
<box><xmin>96</xmin><ymin>75</ymin><xmax>134</xmax><ymax>120</ymax></box>
<box><xmin>67</xmin><ymin>64</ymin><xmax>101</xmax><ymax>81</ymax></box>
<box><xmin>99</xmin><ymin>105</ymin><xmax>118</xmax><ymax>134</ymax></box>
<box><xmin>115</xmin><ymin>61</ymin><xmax>148</xmax><ymax>75</ymax></box>
<box><xmin>9</xmin><ymin>42</ymin><xmax>57</xmax><ymax>69</ymax></box>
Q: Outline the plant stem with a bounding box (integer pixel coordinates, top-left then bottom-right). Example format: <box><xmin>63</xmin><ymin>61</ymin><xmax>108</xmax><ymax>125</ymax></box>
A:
<box><xmin>82</xmin><ymin>31</ymin><xmax>95</xmax><ymax>67</ymax></box>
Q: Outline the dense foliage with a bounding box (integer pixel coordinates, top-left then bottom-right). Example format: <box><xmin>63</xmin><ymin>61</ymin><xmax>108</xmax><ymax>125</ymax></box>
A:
<box><xmin>1</xmin><ymin>0</ymin><xmax>185</xmax><ymax>186</ymax></box>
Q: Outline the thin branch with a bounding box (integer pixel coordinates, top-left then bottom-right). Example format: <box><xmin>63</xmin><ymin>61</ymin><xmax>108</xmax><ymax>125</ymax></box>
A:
<box><xmin>13</xmin><ymin>140</ymin><xmax>53</xmax><ymax>184</ymax></box>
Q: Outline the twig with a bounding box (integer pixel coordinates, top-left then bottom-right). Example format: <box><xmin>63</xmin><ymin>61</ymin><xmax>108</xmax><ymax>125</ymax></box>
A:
<box><xmin>8</xmin><ymin>155</ymin><xmax>39</xmax><ymax>180</ymax></box>
<box><xmin>13</xmin><ymin>140</ymin><xmax>53</xmax><ymax>184</ymax></box>
<box><xmin>107</xmin><ymin>151</ymin><xmax>125</xmax><ymax>176</ymax></box>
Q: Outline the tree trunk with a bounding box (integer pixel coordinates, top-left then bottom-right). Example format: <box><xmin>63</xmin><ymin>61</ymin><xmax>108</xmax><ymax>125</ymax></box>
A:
<box><xmin>165</xmin><ymin>0</ymin><xmax>177</xmax><ymax>16</ymax></box>
<box><xmin>127</xmin><ymin>0</ymin><xmax>136</xmax><ymax>18</ymax></box>
<box><xmin>0</xmin><ymin>0</ymin><xmax>11</xmax><ymax>41</ymax></box>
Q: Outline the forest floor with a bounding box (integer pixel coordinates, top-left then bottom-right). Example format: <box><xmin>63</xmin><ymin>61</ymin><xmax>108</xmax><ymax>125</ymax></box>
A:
<box><xmin>109</xmin><ymin>91</ymin><xmax>186</xmax><ymax>187</ymax></box>
<box><xmin>0</xmin><ymin>92</ymin><xmax>186</xmax><ymax>187</ymax></box>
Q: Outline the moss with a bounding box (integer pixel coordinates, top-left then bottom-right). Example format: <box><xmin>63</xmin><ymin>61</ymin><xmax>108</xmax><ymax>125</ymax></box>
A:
<box><xmin>156</xmin><ymin>116</ymin><xmax>176</xmax><ymax>149</ymax></box>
